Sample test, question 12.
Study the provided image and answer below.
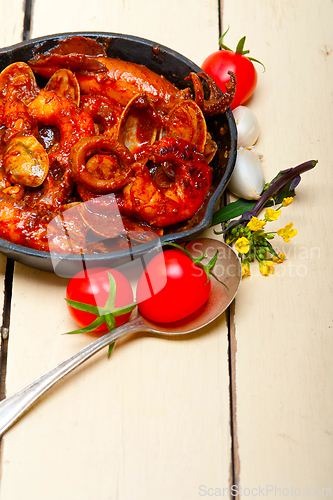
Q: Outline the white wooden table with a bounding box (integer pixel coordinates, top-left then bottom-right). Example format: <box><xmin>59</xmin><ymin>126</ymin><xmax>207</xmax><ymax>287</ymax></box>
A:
<box><xmin>0</xmin><ymin>1</ymin><xmax>332</xmax><ymax>498</ymax></box>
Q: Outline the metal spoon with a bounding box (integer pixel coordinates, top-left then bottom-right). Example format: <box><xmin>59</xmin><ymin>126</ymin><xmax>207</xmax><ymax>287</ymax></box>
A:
<box><xmin>0</xmin><ymin>238</ymin><xmax>241</xmax><ymax>437</ymax></box>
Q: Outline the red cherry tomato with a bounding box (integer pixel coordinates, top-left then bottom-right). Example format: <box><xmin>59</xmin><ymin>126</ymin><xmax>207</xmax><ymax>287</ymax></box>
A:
<box><xmin>201</xmin><ymin>31</ymin><xmax>263</xmax><ymax>110</ymax></box>
<box><xmin>136</xmin><ymin>249</ymin><xmax>211</xmax><ymax>323</ymax></box>
<box><xmin>202</xmin><ymin>50</ymin><xmax>257</xmax><ymax>109</ymax></box>
<box><xmin>66</xmin><ymin>267</ymin><xmax>134</xmax><ymax>332</ymax></box>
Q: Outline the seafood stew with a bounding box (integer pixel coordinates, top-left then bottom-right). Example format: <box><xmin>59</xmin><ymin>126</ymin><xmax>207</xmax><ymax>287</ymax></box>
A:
<box><xmin>0</xmin><ymin>32</ymin><xmax>237</xmax><ymax>274</ymax></box>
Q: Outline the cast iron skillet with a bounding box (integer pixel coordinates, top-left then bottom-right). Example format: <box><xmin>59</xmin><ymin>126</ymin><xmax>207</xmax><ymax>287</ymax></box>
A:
<box><xmin>0</xmin><ymin>32</ymin><xmax>237</xmax><ymax>276</ymax></box>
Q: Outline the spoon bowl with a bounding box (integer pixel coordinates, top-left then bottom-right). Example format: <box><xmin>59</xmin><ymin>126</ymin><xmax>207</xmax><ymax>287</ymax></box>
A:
<box><xmin>0</xmin><ymin>238</ymin><xmax>241</xmax><ymax>436</ymax></box>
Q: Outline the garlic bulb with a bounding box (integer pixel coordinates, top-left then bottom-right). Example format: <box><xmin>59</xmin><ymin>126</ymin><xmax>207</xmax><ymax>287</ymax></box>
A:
<box><xmin>233</xmin><ymin>106</ymin><xmax>260</xmax><ymax>148</ymax></box>
<box><xmin>228</xmin><ymin>147</ymin><xmax>265</xmax><ymax>200</ymax></box>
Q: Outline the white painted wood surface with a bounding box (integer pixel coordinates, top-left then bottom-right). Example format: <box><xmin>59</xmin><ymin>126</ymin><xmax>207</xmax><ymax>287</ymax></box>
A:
<box><xmin>222</xmin><ymin>0</ymin><xmax>333</xmax><ymax>493</ymax></box>
<box><xmin>0</xmin><ymin>0</ymin><xmax>332</xmax><ymax>498</ymax></box>
<box><xmin>0</xmin><ymin>1</ymin><xmax>25</xmax><ymax>48</ymax></box>
<box><xmin>30</xmin><ymin>0</ymin><xmax>220</xmax><ymax>69</ymax></box>
<box><xmin>0</xmin><ymin>0</ymin><xmax>26</xmax><ymax>393</ymax></box>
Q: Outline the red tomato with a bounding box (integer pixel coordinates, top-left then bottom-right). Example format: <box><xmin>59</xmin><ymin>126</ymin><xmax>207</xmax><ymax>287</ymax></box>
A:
<box><xmin>136</xmin><ymin>249</ymin><xmax>211</xmax><ymax>323</ymax></box>
<box><xmin>66</xmin><ymin>267</ymin><xmax>134</xmax><ymax>332</ymax></box>
<box><xmin>202</xmin><ymin>50</ymin><xmax>257</xmax><ymax>109</ymax></box>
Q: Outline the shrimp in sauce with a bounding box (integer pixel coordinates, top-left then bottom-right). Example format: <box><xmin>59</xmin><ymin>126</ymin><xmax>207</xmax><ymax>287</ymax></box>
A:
<box><xmin>0</xmin><ymin>36</ymin><xmax>235</xmax><ymax>254</ymax></box>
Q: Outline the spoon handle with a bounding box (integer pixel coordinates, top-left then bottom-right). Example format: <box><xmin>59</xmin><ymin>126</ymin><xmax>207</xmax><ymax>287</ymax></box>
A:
<box><xmin>0</xmin><ymin>315</ymin><xmax>145</xmax><ymax>437</ymax></box>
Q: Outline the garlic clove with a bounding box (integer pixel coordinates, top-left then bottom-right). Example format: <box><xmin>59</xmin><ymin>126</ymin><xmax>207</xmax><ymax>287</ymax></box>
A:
<box><xmin>228</xmin><ymin>147</ymin><xmax>265</xmax><ymax>200</ymax></box>
<box><xmin>233</xmin><ymin>105</ymin><xmax>260</xmax><ymax>148</ymax></box>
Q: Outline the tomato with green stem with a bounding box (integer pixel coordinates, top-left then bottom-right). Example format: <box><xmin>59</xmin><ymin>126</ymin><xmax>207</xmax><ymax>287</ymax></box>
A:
<box><xmin>136</xmin><ymin>243</ymin><xmax>226</xmax><ymax>324</ymax></box>
<box><xmin>66</xmin><ymin>267</ymin><xmax>135</xmax><ymax>334</ymax></box>
<box><xmin>201</xmin><ymin>28</ymin><xmax>264</xmax><ymax>109</ymax></box>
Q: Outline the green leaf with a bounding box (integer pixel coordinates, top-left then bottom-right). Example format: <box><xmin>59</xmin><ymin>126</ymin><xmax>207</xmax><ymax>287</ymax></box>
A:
<box><xmin>210</xmin><ymin>271</ymin><xmax>229</xmax><ymax>289</ymax></box>
<box><xmin>112</xmin><ymin>303</ymin><xmax>137</xmax><ymax>317</ymax></box>
<box><xmin>65</xmin><ymin>298</ymin><xmax>100</xmax><ymax>316</ymax></box>
<box><xmin>220</xmin><ymin>25</ymin><xmax>230</xmax><ymax>38</ymax></box>
<box><xmin>65</xmin><ymin>316</ymin><xmax>106</xmax><ymax>335</ymax></box>
<box><xmin>104</xmin><ymin>313</ymin><xmax>116</xmax><ymax>331</ymax></box>
<box><xmin>235</xmin><ymin>36</ymin><xmax>246</xmax><ymax>54</ymax></box>
<box><xmin>202</xmin><ymin>250</ymin><xmax>228</xmax><ymax>288</ymax></box>
<box><xmin>206</xmin><ymin>250</ymin><xmax>219</xmax><ymax>272</ymax></box>
<box><xmin>219</xmin><ymin>26</ymin><xmax>232</xmax><ymax>50</ymax></box>
<box><xmin>217</xmin><ymin>27</ymin><xmax>265</xmax><ymax>71</ymax></box>
<box><xmin>273</xmin><ymin>178</ymin><xmax>298</xmax><ymax>204</ymax></box>
<box><xmin>211</xmin><ymin>200</ymin><xmax>256</xmax><ymax>226</ymax></box>
<box><xmin>247</xmin><ymin>57</ymin><xmax>266</xmax><ymax>71</ymax></box>
<box><xmin>163</xmin><ymin>241</ymin><xmax>194</xmax><ymax>260</ymax></box>
<box><xmin>103</xmin><ymin>273</ymin><xmax>117</xmax><ymax>312</ymax></box>
<box><xmin>200</xmin><ymin>249</ymin><xmax>218</xmax><ymax>284</ymax></box>
<box><xmin>264</xmin><ymin>241</ymin><xmax>279</xmax><ymax>258</ymax></box>
<box><xmin>108</xmin><ymin>342</ymin><xmax>115</xmax><ymax>358</ymax></box>
<box><xmin>219</xmin><ymin>43</ymin><xmax>233</xmax><ymax>51</ymax></box>
<box><xmin>211</xmin><ymin>198</ymin><xmax>276</xmax><ymax>227</ymax></box>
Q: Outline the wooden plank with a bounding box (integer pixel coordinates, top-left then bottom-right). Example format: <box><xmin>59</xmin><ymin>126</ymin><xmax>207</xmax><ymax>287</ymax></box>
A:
<box><xmin>0</xmin><ymin>1</ymin><xmax>26</xmax><ymax>394</ymax></box>
<box><xmin>0</xmin><ymin>1</ymin><xmax>233</xmax><ymax>499</ymax></box>
<box><xmin>0</xmin><ymin>1</ymin><xmax>26</xmax><ymax>48</ymax></box>
<box><xmin>222</xmin><ymin>0</ymin><xmax>333</xmax><ymax>490</ymax></box>
<box><xmin>0</xmin><ymin>5</ymin><xmax>26</xmax><ymax>273</ymax></box>
<box><xmin>29</xmin><ymin>0</ymin><xmax>220</xmax><ymax>67</ymax></box>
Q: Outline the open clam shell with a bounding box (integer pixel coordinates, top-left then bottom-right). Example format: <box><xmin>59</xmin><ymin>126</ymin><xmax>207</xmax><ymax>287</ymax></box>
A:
<box><xmin>0</xmin><ymin>32</ymin><xmax>237</xmax><ymax>275</ymax></box>
<box><xmin>78</xmin><ymin>195</ymin><xmax>162</xmax><ymax>242</ymax></box>
<box><xmin>0</xmin><ymin>62</ymin><xmax>39</xmax><ymax>104</ymax></box>
<box><xmin>45</xmin><ymin>68</ymin><xmax>80</xmax><ymax>106</ymax></box>
<box><xmin>116</xmin><ymin>92</ymin><xmax>159</xmax><ymax>154</ymax></box>
<box><xmin>78</xmin><ymin>195</ymin><xmax>125</xmax><ymax>239</ymax></box>
<box><xmin>3</xmin><ymin>132</ymin><xmax>49</xmax><ymax>188</ymax></box>
<box><xmin>160</xmin><ymin>100</ymin><xmax>207</xmax><ymax>153</ymax></box>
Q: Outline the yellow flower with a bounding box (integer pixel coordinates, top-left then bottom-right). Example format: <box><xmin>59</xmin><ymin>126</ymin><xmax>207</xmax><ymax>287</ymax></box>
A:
<box><xmin>277</xmin><ymin>222</ymin><xmax>297</xmax><ymax>242</ymax></box>
<box><xmin>265</xmin><ymin>208</ymin><xmax>282</xmax><ymax>221</ymax></box>
<box><xmin>241</xmin><ymin>261</ymin><xmax>251</xmax><ymax>277</ymax></box>
<box><xmin>235</xmin><ymin>237</ymin><xmax>250</xmax><ymax>254</ymax></box>
<box><xmin>247</xmin><ymin>217</ymin><xmax>266</xmax><ymax>231</ymax></box>
<box><xmin>259</xmin><ymin>260</ymin><xmax>275</xmax><ymax>276</ymax></box>
<box><xmin>272</xmin><ymin>252</ymin><xmax>286</xmax><ymax>264</ymax></box>
<box><xmin>282</xmin><ymin>197</ymin><xmax>294</xmax><ymax>207</ymax></box>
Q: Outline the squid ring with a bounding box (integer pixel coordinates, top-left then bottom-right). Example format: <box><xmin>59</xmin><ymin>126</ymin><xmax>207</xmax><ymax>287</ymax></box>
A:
<box><xmin>69</xmin><ymin>136</ymin><xmax>135</xmax><ymax>194</ymax></box>
<box><xmin>123</xmin><ymin>136</ymin><xmax>213</xmax><ymax>227</ymax></box>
